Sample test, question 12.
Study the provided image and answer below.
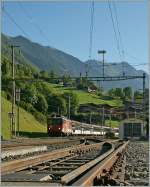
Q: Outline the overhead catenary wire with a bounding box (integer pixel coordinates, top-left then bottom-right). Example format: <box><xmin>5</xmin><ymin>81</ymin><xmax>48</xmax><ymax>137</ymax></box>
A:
<box><xmin>100</xmin><ymin>63</ymin><xmax>147</xmax><ymax>67</ymax></box>
<box><xmin>108</xmin><ymin>0</ymin><xmax>122</xmax><ymax>62</ymax></box>
<box><xmin>112</xmin><ymin>2</ymin><xmax>125</xmax><ymax>60</ymax></box>
<box><xmin>3</xmin><ymin>8</ymin><xmax>30</xmax><ymax>39</ymax></box>
<box><xmin>18</xmin><ymin>2</ymin><xmax>51</xmax><ymax>44</ymax></box>
<box><xmin>111</xmin><ymin>2</ymin><xmax>145</xmax><ymax>64</ymax></box>
<box><xmin>85</xmin><ymin>1</ymin><xmax>95</xmax><ymax>77</ymax></box>
<box><xmin>2</xmin><ymin>2</ymin><xmax>147</xmax><ymax>74</ymax></box>
<box><xmin>111</xmin><ymin>2</ymin><xmax>126</xmax><ymax>75</ymax></box>
<box><xmin>107</xmin><ymin>1</ymin><xmax>147</xmax><ymax>75</ymax></box>
<box><xmin>89</xmin><ymin>1</ymin><xmax>95</xmax><ymax>60</ymax></box>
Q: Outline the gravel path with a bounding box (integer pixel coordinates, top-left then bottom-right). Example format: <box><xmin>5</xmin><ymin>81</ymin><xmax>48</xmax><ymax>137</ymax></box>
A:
<box><xmin>125</xmin><ymin>141</ymin><xmax>149</xmax><ymax>186</ymax></box>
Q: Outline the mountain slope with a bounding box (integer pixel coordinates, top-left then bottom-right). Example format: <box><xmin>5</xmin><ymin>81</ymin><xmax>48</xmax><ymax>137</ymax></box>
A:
<box><xmin>2</xmin><ymin>33</ymin><xmax>148</xmax><ymax>90</ymax></box>
<box><xmin>85</xmin><ymin>60</ymin><xmax>149</xmax><ymax>90</ymax></box>
<box><xmin>9</xmin><ymin>35</ymin><xmax>86</xmax><ymax>76</ymax></box>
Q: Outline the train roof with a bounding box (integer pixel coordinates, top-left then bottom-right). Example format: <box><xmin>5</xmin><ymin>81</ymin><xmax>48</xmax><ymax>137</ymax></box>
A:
<box><xmin>47</xmin><ymin>116</ymin><xmax>118</xmax><ymax>130</ymax></box>
<box><xmin>47</xmin><ymin>115</ymin><xmax>68</xmax><ymax>119</ymax></box>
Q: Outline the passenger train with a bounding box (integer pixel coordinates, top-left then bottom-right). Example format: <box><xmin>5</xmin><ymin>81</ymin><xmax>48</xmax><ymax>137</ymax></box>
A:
<box><xmin>47</xmin><ymin>115</ymin><xmax>119</xmax><ymax>136</ymax></box>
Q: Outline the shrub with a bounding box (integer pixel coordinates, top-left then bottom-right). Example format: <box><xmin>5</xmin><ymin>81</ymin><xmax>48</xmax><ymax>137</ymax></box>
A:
<box><xmin>105</xmin><ymin>131</ymin><xmax>115</xmax><ymax>138</ymax></box>
<box><xmin>1</xmin><ymin>91</ymin><xmax>7</xmax><ymax>99</ymax></box>
<box><xmin>33</xmin><ymin>111</ymin><xmax>46</xmax><ymax>125</ymax></box>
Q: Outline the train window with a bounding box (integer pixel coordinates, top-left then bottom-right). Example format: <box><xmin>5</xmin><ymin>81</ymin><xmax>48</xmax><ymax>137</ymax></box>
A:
<box><xmin>47</xmin><ymin>118</ymin><xmax>62</xmax><ymax>125</ymax></box>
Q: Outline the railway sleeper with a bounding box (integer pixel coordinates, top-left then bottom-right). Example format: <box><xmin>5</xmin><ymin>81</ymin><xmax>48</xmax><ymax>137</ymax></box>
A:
<box><xmin>2</xmin><ymin>142</ymin><xmax>105</xmax><ymax>184</ymax></box>
<box><xmin>28</xmin><ymin>155</ymin><xmax>79</xmax><ymax>173</ymax></box>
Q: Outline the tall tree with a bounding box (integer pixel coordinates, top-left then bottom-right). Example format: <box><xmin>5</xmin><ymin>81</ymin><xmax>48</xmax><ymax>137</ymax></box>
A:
<box><xmin>114</xmin><ymin>88</ymin><xmax>124</xmax><ymax>98</ymax></box>
<box><xmin>40</xmin><ymin>70</ymin><xmax>49</xmax><ymax>78</ymax></box>
<box><xmin>108</xmin><ymin>88</ymin><xmax>115</xmax><ymax>97</ymax></box>
<box><xmin>123</xmin><ymin>87</ymin><xmax>132</xmax><ymax>99</ymax></box>
<box><xmin>47</xmin><ymin>94</ymin><xmax>67</xmax><ymax>115</ymax></box>
<box><xmin>33</xmin><ymin>94</ymin><xmax>48</xmax><ymax>114</ymax></box>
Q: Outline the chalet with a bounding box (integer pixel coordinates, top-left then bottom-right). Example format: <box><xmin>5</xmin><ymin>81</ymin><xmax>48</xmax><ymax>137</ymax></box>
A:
<box><xmin>87</xmin><ymin>85</ymin><xmax>97</xmax><ymax>93</ymax></box>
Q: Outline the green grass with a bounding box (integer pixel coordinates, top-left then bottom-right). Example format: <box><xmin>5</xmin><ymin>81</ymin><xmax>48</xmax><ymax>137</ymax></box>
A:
<box><xmin>50</xmin><ymin>84</ymin><xmax>123</xmax><ymax>107</ymax></box>
<box><xmin>105</xmin><ymin>119</ymin><xmax>120</xmax><ymax>128</ymax></box>
<box><xmin>1</xmin><ymin>97</ymin><xmax>47</xmax><ymax>140</ymax></box>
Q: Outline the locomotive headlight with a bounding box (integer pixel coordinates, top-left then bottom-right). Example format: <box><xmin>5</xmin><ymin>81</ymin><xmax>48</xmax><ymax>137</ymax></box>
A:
<box><xmin>59</xmin><ymin>128</ymin><xmax>61</xmax><ymax>130</ymax></box>
<box><xmin>49</xmin><ymin>127</ymin><xmax>51</xmax><ymax>130</ymax></box>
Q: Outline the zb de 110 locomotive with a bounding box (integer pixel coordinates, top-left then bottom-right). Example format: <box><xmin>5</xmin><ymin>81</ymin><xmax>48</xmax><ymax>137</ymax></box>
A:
<box><xmin>47</xmin><ymin>115</ymin><xmax>117</xmax><ymax>136</ymax></box>
<box><xmin>47</xmin><ymin>116</ymin><xmax>72</xmax><ymax>136</ymax></box>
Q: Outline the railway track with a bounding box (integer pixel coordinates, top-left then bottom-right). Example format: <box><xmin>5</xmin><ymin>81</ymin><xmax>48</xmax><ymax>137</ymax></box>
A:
<box><xmin>2</xmin><ymin>137</ymin><xmax>103</xmax><ymax>162</ymax></box>
<box><xmin>2</xmin><ymin>136</ymin><xmax>103</xmax><ymax>149</ymax></box>
<box><xmin>2</xmin><ymin>137</ymin><xmax>82</xmax><ymax>149</ymax></box>
<box><xmin>1</xmin><ymin>139</ymin><xmax>129</xmax><ymax>186</ymax></box>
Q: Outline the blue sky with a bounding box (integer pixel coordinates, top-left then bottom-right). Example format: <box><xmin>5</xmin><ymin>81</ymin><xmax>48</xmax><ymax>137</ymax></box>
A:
<box><xmin>2</xmin><ymin>1</ymin><xmax>149</xmax><ymax>72</ymax></box>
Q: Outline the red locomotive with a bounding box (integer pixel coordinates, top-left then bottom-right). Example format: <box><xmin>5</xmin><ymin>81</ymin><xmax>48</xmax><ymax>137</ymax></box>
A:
<box><xmin>47</xmin><ymin>115</ymin><xmax>72</xmax><ymax>136</ymax></box>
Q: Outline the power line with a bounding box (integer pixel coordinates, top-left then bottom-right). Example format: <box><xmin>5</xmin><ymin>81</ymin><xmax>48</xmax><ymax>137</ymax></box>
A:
<box><xmin>89</xmin><ymin>1</ymin><xmax>95</xmax><ymax>60</ymax></box>
<box><xmin>112</xmin><ymin>2</ymin><xmax>125</xmax><ymax>60</ymax></box>
<box><xmin>1</xmin><ymin>0</ymin><xmax>4</xmax><ymax>10</ymax></box>
<box><xmin>111</xmin><ymin>2</ymin><xmax>126</xmax><ymax>75</ymax></box>
<box><xmin>111</xmin><ymin>2</ymin><xmax>146</xmax><ymax>66</ymax></box>
<box><xmin>3</xmin><ymin>9</ymin><xmax>30</xmax><ymax>38</ymax></box>
<box><xmin>108</xmin><ymin>0</ymin><xmax>122</xmax><ymax>61</ymax></box>
<box><xmin>125</xmin><ymin>51</ymin><xmax>147</xmax><ymax>62</ymax></box>
<box><xmin>86</xmin><ymin>62</ymin><xmax>147</xmax><ymax>67</ymax></box>
<box><xmin>86</xmin><ymin>1</ymin><xmax>95</xmax><ymax>77</ymax></box>
<box><xmin>18</xmin><ymin>2</ymin><xmax>51</xmax><ymax>44</ymax></box>
<box><xmin>102</xmin><ymin>63</ymin><xmax>147</xmax><ymax>67</ymax></box>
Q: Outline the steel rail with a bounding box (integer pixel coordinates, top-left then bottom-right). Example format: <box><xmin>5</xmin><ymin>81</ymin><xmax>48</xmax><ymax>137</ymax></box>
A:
<box><xmin>1</xmin><ymin>142</ymin><xmax>103</xmax><ymax>175</ymax></box>
<box><xmin>2</xmin><ymin>138</ymin><xmax>81</xmax><ymax>149</ymax></box>
<box><xmin>61</xmin><ymin>143</ymin><xmax>115</xmax><ymax>185</ymax></box>
<box><xmin>72</xmin><ymin>141</ymin><xmax>129</xmax><ymax>186</ymax></box>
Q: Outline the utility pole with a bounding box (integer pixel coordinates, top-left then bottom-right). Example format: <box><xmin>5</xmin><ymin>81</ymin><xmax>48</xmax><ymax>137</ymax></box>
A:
<box><xmin>127</xmin><ymin>111</ymin><xmax>129</xmax><ymax>119</ymax></box>
<box><xmin>57</xmin><ymin>107</ymin><xmax>60</xmax><ymax>115</ymax></box>
<box><xmin>90</xmin><ymin>112</ymin><xmax>92</xmax><ymax>124</ymax></box>
<box><xmin>16</xmin><ymin>88</ymin><xmax>21</xmax><ymax>137</ymax></box>
<box><xmin>109</xmin><ymin>110</ymin><xmax>112</xmax><ymax>129</ymax></box>
<box><xmin>134</xmin><ymin>109</ymin><xmax>136</xmax><ymax>119</ymax></box>
<box><xmin>143</xmin><ymin>73</ymin><xmax>146</xmax><ymax>122</ymax></box>
<box><xmin>102</xmin><ymin>106</ymin><xmax>105</xmax><ymax>126</ymax></box>
<box><xmin>85</xmin><ymin>71</ymin><xmax>88</xmax><ymax>89</ymax></box>
<box><xmin>8</xmin><ymin>112</ymin><xmax>13</xmax><ymax>139</ymax></box>
<box><xmin>68</xmin><ymin>95</ymin><xmax>71</xmax><ymax>119</ymax></box>
<box><xmin>122</xmin><ymin>62</ymin><xmax>125</xmax><ymax>76</ymax></box>
<box><xmin>11</xmin><ymin>45</ymin><xmax>20</xmax><ymax>138</ymax></box>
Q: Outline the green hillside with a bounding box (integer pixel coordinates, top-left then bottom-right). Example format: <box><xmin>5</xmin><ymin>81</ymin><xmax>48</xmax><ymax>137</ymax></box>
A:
<box><xmin>49</xmin><ymin>83</ymin><xmax>123</xmax><ymax>107</ymax></box>
<box><xmin>1</xmin><ymin>97</ymin><xmax>47</xmax><ymax>140</ymax></box>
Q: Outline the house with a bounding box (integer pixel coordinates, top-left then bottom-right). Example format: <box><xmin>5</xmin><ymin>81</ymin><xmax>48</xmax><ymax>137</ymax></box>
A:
<box><xmin>87</xmin><ymin>85</ymin><xmax>97</xmax><ymax>93</ymax></box>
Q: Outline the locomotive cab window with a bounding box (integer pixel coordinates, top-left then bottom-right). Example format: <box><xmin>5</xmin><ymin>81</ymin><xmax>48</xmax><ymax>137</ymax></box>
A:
<box><xmin>47</xmin><ymin>118</ymin><xmax>63</xmax><ymax>125</ymax></box>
